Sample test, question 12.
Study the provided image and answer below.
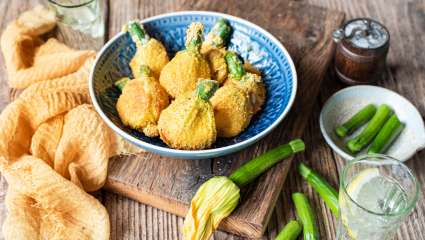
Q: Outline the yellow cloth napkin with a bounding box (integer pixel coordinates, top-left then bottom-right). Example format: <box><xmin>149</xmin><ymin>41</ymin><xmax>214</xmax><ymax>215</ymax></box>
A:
<box><xmin>0</xmin><ymin>6</ymin><xmax>139</xmax><ymax>240</ymax></box>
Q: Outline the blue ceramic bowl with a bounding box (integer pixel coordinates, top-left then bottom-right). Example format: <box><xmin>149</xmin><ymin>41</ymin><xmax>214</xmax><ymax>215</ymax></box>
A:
<box><xmin>89</xmin><ymin>11</ymin><xmax>297</xmax><ymax>159</ymax></box>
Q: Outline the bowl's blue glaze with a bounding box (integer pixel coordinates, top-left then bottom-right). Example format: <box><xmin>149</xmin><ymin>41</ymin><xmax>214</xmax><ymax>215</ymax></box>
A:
<box><xmin>90</xmin><ymin>11</ymin><xmax>297</xmax><ymax>159</ymax></box>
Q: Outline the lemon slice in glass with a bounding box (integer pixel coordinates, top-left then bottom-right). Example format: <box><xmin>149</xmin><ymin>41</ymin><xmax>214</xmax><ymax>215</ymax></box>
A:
<box><xmin>341</xmin><ymin>168</ymin><xmax>380</xmax><ymax>240</ymax></box>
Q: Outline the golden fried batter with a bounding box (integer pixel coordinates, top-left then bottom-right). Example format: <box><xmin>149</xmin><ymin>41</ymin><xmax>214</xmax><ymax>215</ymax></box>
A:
<box><xmin>227</xmin><ymin>72</ymin><xmax>266</xmax><ymax>114</ymax></box>
<box><xmin>200</xmin><ymin>19</ymin><xmax>232</xmax><ymax>85</ymax></box>
<box><xmin>158</xmin><ymin>80</ymin><xmax>218</xmax><ymax>150</ymax></box>
<box><xmin>159</xmin><ymin>22</ymin><xmax>211</xmax><ymax>98</ymax></box>
<box><xmin>116</xmin><ymin>72</ymin><xmax>169</xmax><ymax>137</ymax></box>
<box><xmin>127</xmin><ymin>20</ymin><xmax>169</xmax><ymax>79</ymax></box>
<box><xmin>201</xmin><ymin>47</ymin><xmax>227</xmax><ymax>85</ymax></box>
<box><xmin>130</xmin><ymin>38</ymin><xmax>169</xmax><ymax>79</ymax></box>
<box><xmin>211</xmin><ymin>84</ymin><xmax>253</xmax><ymax>137</ymax></box>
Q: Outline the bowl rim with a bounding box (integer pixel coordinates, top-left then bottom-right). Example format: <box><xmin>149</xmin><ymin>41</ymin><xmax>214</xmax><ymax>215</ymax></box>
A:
<box><xmin>89</xmin><ymin>10</ymin><xmax>298</xmax><ymax>157</ymax></box>
<box><xmin>319</xmin><ymin>85</ymin><xmax>425</xmax><ymax>162</ymax></box>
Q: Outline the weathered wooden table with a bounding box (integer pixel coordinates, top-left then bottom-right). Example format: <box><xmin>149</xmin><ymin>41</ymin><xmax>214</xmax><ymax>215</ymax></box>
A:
<box><xmin>0</xmin><ymin>0</ymin><xmax>424</xmax><ymax>239</ymax></box>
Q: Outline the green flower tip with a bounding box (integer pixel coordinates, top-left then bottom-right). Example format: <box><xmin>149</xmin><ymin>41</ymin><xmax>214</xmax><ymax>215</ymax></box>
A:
<box><xmin>196</xmin><ymin>79</ymin><xmax>219</xmax><ymax>101</ymax></box>
<box><xmin>127</xmin><ymin>20</ymin><xmax>149</xmax><ymax>44</ymax></box>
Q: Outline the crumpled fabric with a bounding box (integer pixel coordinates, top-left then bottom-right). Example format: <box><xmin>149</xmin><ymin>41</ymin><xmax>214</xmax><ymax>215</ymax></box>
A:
<box><xmin>0</xmin><ymin>6</ymin><xmax>95</xmax><ymax>89</ymax></box>
<box><xmin>0</xmin><ymin>6</ymin><xmax>140</xmax><ymax>240</ymax></box>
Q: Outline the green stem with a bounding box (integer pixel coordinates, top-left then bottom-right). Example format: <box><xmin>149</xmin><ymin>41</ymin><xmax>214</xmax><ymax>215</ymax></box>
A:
<box><xmin>205</xmin><ymin>18</ymin><xmax>231</xmax><ymax>48</ymax></box>
<box><xmin>225</xmin><ymin>51</ymin><xmax>245</xmax><ymax>80</ymax></box>
<box><xmin>335</xmin><ymin>104</ymin><xmax>377</xmax><ymax>137</ymax></box>
<box><xmin>368</xmin><ymin>114</ymin><xmax>405</xmax><ymax>154</ymax></box>
<box><xmin>292</xmin><ymin>193</ymin><xmax>319</xmax><ymax>240</ymax></box>
<box><xmin>298</xmin><ymin>163</ymin><xmax>339</xmax><ymax>216</ymax></box>
<box><xmin>195</xmin><ymin>79</ymin><xmax>219</xmax><ymax>101</ymax></box>
<box><xmin>185</xmin><ymin>22</ymin><xmax>204</xmax><ymax>51</ymax></box>
<box><xmin>347</xmin><ymin>104</ymin><xmax>392</xmax><ymax>153</ymax></box>
<box><xmin>229</xmin><ymin>139</ymin><xmax>305</xmax><ymax>187</ymax></box>
<box><xmin>138</xmin><ymin>65</ymin><xmax>151</xmax><ymax>77</ymax></box>
<box><xmin>127</xmin><ymin>20</ymin><xmax>150</xmax><ymax>45</ymax></box>
<box><xmin>114</xmin><ymin>77</ymin><xmax>130</xmax><ymax>91</ymax></box>
<box><xmin>275</xmin><ymin>220</ymin><xmax>302</xmax><ymax>240</ymax></box>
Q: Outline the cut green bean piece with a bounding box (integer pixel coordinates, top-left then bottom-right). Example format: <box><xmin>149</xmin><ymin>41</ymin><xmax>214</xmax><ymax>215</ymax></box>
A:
<box><xmin>229</xmin><ymin>139</ymin><xmax>305</xmax><ymax>187</ymax></box>
<box><xmin>292</xmin><ymin>193</ymin><xmax>319</xmax><ymax>240</ymax></box>
<box><xmin>275</xmin><ymin>220</ymin><xmax>302</xmax><ymax>240</ymax></box>
<box><xmin>368</xmin><ymin>114</ymin><xmax>405</xmax><ymax>154</ymax></box>
<box><xmin>335</xmin><ymin>104</ymin><xmax>377</xmax><ymax>137</ymax></box>
<box><xmin>298</xmin><ymin>163</ymin><xmax>339</xmax><ymax>216</ymax></box>
<box><xmin>114</xmin><ymin>77</ymin><xmax>130</xmax><ymax>92</ymax></box>
<box><xmin>347</xmin><ymin>104</ymin><xmax>392</xmax><ymax>153</ymax></box>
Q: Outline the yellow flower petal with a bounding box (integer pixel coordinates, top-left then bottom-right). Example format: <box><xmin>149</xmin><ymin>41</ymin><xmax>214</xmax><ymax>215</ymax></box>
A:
<box><xmin>183</xmin><ymin>176</ymin><xmax>240</xmax><ymax>240</ymax></box>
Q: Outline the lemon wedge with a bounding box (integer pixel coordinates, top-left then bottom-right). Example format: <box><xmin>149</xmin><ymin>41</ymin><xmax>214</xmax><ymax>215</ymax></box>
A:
<box><xmin>346</xmin><ymin>168</ymin><xmax>380</xmax><ymax>198</ymax></box>
<box><xmin>340</xmin><ymin>168</ymin><xmax>380</xmax><ymax>240</ymax></box>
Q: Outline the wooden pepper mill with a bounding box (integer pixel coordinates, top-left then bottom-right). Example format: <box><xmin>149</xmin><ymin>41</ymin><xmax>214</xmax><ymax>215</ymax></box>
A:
<box><xmin>333</xmin><ymin>18</ymin><xmax>390</xmax><ymax>85</ymax></box>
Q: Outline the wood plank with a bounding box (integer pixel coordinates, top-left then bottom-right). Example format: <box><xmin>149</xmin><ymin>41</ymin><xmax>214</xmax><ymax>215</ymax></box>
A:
<box><xmin>104</xmin><ymin>0</ymin><xmax>344</xmax><ymax>237</ymax></box>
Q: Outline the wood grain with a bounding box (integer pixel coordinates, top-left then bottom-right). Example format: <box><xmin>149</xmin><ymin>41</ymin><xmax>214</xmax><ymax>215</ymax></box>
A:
<box><xmin>104</xmin><ymin>0</ymin><xmax>344</xmax><ymax>237</ymax></box>
<box><xmin>0</xmin><ymin>0</ymin><xmax>424</xmax><ymax>239</ymax></box>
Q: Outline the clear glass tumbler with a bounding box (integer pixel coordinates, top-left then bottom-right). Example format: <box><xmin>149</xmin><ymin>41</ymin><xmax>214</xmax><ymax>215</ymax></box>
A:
<box><xmin>47</xmin><ymin>0</ymin><xmax>104</xmax><ymax>38</ymax></box>
<box><xmin>337</xmin><ymin>154</ymin><xmax>420</xmax><ymax>240</ymax></box>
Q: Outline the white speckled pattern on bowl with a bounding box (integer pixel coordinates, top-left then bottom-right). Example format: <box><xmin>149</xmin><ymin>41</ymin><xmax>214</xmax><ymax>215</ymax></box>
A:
<box><xmin>320</xmin><ymin>85</ymin><xmax>425</xmax><ymax>162</ymax></box>
<box><xmin>89</xmin><ymin>11</ymin><xmax>297</xmax><ymax>159</ymax></box>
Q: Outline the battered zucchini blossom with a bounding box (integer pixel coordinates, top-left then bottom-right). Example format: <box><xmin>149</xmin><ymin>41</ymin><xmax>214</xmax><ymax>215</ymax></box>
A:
<box><xmin>158</xmin><ymin>80</ymin><xmax>218</xmax><ymax>150</ymax></box>
<box><xmin>116</xmin><ymin>66</ymin><xmax>169</xmax><ymax>137</ymax></box>
<box><xmin>159</xmin><ymin>22</ymin><xmax>211</xmax><ymax>98</ymax></box>
<box><xmin>126</xmin><ymin>20</ymin><xmax>169</xmax><ymax>79</ymax></box>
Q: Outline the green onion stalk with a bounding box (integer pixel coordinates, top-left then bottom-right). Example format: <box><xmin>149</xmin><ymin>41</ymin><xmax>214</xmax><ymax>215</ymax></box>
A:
<box><xmin>347</xmin><ymin>104</ymin><xmax>392</xmax><ymax>153</ymax></box>
<box><xmin>298</xmin><ymin>163</ymin><xmax>339</xmax><ymax>216</ymax></box>
<box><xmin>275</xmin><ymin>220</ymin><xmax>302</xmax><ymax>240</ymax></box>
<box><xmin>183</xmin><ymin>139</ymin><xmax>305</xmax><ymax>240</ymax></box>
<box><xmin>335</xmin><ymin>104</ymin><xmax>377</xmax><ymax>138</ymax></box>
<box><xmin>292</xmin><ymin>192</ymin><xmax>319</xmax><ymax>240</ymax></box>
<box><xmin>368</xmin><ymin>114</ymin><xmax>405</xmax><ymax>154</ymax></box>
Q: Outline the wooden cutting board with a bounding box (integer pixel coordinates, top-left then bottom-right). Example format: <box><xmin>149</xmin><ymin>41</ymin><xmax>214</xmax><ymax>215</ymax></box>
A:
<box><xmin>7</xmin><ymin>0</ymin><xmax>344</xmax><ymax>238</ymax></box>
<box><xmin>104</xmin><ymin>1</ymin><xmax>344</xmax><ymax>238</ymax></box>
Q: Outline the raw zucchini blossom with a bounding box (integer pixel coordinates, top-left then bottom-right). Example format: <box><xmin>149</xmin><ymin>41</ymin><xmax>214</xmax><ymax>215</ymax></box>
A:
<box><xmin>183</xmin><ymin>176</ymin><xmax>240</xmax><ymax>240</ymax></box>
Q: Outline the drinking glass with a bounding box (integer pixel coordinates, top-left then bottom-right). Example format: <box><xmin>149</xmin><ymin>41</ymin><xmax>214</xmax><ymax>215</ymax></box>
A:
<box><xmin>337</xmin><ymin>154</ymin><xmax>420</xmax><ymax>240</ymax></box>
<box><xmin>47</xmin><ymin>0</ymin><xmax>104</xmax><ymax>38</ymax></box>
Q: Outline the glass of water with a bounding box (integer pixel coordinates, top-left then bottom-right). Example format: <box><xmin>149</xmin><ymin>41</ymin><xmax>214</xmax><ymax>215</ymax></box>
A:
<box><xmin>337</xmin><ymin>154</ymin><xmax>420</xmax><ymax>240</ymax></box>
<box><xmin>47</xmin><ymin>0</ymin><xmax>104</xmax><ymax>38</ymax></box>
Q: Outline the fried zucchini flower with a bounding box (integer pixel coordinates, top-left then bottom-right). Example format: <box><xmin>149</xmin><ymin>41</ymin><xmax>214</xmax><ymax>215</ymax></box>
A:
<box><xmin>225</xmin><ymin>51</ymin><xmax>266</xmax><ymax>114</ymax></box>
<box><xmin>159</xmin><ymin>23</ymin><xmax>211</xmax><ymax>98</ymax></box>
<box><xmin>210</xmin><ymin>84</ymin><xmax>253</xmax><ymax>137</ymax></box>
<box><xmin>116</xmin><ymin>65</ymin><xmax>169</xmax><ymax>137</ymax></box>
<box><xmin>126</xmin><ymin>20</ymin><xmax>169</xmax><ymax>79</ymax></box>
<box><xmin>201</xmin><ymin>18</ymin><xmax>232</xmax><ymax>84</ymax></box>
<box><xmin>183</xmin><ymin>139</ymin><xmax>305</xmax><ymax>240</ymax></box>
<box><xmin>158</xmin><ymin>80</ymin><xmax>218</xmax><ymax>150</ymax></box>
